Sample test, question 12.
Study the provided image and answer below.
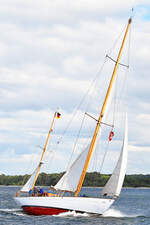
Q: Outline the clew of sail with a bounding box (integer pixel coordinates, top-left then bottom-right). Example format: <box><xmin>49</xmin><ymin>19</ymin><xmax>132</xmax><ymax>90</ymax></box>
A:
<box><xmin>101</xmin><ymin>114</ymin><xmax>128</xmax><ymax>197</ymax></box>
<box><xmin>20</xmin><ymin>162</ymin><xmax>43</xmax><ymax>193</ymax></box>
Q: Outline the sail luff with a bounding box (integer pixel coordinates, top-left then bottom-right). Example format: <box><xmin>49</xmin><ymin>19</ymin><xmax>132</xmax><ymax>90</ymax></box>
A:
<box><xmin>101</xmin><ymin>114</ymin><xmax>128</xmax><ymax>197</ymax></box>
<box><xmin>74</xmin><ymin>18</ymin><xmax>132</xmax><ymax>197</ymax></box>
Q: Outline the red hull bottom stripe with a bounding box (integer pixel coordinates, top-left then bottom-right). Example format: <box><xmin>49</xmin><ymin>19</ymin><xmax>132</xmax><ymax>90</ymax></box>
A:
<box><xmin>23</xmin><ymin>206</ymin><xmax>69</xmax><ymax>215</ymax></box>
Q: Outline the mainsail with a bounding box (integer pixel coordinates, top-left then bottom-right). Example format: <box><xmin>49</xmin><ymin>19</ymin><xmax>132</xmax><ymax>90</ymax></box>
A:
<box><xmin>101</xmin><ymin>114</ymin><xmax>128</xmax><ymax>197</ymax></box>
<box><xmin>53</xmin><ymin>144</ymin><xmax>90</xmax><ymax>192</ymax></box>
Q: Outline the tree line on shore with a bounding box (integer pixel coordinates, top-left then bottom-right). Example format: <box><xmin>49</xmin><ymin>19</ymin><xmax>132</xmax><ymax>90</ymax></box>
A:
<box><xmin>0</xmin><ymin>172</ymin><xmax>150</xmax><ymax>187</ymax></box>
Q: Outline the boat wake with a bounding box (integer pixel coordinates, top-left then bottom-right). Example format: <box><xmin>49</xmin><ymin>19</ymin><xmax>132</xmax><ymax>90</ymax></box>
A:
<box><xmin>102</xmin><ymin>208</ymin><xmax>141</xmax><ymax>218</ymax></box>
<box><xmin>54</xmin><ymin>209</ymin><xmax>142</xmax><ymax>219</ymax></box>
<box><xmin>0</xmin><ymin>208</ymin><xmax>29</xmax><ymax>217</ymax></box>
<box><xmin>0</xmin><ymin>208</ymin><xmax>146</xmax><ymax>219</ymax></box>
<box><xmin>52</xmin><ymin>208</ymin><xmax>145</xmax><ymax>219</ymax></box>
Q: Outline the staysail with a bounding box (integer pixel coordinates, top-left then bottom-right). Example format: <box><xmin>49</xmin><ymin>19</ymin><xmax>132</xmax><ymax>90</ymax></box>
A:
<box><xmin>101</xmin><ymin>114</ymin><xmax>128</xmax><ymax>197</ymax></box>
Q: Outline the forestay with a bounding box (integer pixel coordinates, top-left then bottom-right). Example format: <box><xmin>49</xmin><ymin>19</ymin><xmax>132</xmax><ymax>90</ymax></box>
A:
<box><xmin>101</xmin><ymin>114</ymin><xmax>128</xmax><ymax>197</ymax></box>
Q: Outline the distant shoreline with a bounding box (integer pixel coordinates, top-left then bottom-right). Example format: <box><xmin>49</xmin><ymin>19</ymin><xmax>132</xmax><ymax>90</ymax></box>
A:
<box><xmin>1</xmin><ymin>173</ymin><xmax>150</xmax><ymax>188</ymax></box>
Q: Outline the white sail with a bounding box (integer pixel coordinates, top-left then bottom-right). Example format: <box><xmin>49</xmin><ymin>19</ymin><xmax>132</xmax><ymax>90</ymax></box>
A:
<box><xmin>20</xmin><ymin>163</ymin><xmax>42</xmax><ymax>193</ymax></box>
<box><xmin>53</xmin><ymin>144</ymin><xmax>90</xmax><ymax>192</ymax></box>
<box><xmin>101</xmin><ymin>114</ymin><xmax>128</xmax><ymax>197</ymax></box>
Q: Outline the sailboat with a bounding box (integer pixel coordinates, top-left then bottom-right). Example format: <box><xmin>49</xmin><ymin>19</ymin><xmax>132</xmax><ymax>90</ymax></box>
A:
<box><xmin>14</xmin><ymin>17</ymin><xmax>131</xmax><ymax>215</ymax></box>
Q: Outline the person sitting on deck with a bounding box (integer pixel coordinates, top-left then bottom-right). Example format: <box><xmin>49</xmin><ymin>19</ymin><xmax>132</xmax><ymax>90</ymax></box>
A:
<box><xmin>28</xmin><ymin>187</ymin><xmax>39</xmax><ymax>196</ymax></box>
<box><xmin>29</xmin><ymin>189</ymin><xmax>33</xmax><ymax>196</ymax></box>
<box><xmin>39</xmin><ymin>188</ymin><xmax>44</xmax><ymax>196</ymax></box>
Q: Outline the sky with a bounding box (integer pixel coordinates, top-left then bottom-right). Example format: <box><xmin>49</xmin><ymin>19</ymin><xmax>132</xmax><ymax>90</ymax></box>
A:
<box><xmin>0</xmin><ymin>0</ymin><xmax>150</xmax><ymax>175</ymax></box>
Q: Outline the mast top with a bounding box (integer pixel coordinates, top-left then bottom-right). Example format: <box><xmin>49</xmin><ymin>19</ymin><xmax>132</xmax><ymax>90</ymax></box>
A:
<box><xmin>128</xmin><ymin>18</ymin><xmax>132</xmax><ymax>24</ymax></box>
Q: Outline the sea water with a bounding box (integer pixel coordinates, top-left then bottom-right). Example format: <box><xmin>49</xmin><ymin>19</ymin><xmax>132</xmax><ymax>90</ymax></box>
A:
<box><xmin>0</xmin><ymin>186</ymin><xmax>150</xmax><ymax>225</ymax></box>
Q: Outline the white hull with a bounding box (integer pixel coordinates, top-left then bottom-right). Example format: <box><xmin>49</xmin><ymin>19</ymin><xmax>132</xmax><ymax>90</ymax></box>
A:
<box><xmin>14</xmin><ymin>196</ymin><xmax>114</xmax><ymax>215</ymax></box>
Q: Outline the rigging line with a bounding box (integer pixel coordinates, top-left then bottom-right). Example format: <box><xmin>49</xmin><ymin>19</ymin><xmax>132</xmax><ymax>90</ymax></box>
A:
<box><xmin>54</xmin><ymin>58</ymin><xmax>108</xmax><ymax>148</ymax></box>
<box><xmin>91</xmin><ymin>127</ymin><xmax>100</xmax><ymax>171</ymax></box>
<box><xmin>114</xmin><ymin>22</ymin><xmax>131</xmax><ymax>127</ymax></box>
<box><xmin>111</xmin><ymin>67</ymin><xmax>129</xmax><ymax>141</ymax></box>
<box><xmin>66</xmin><ymin>112</ymin><xmax>86</xmax><ymax>171</ymax></box>
<box><xmin>118</xmin><ymin>69</ymin><xmax>129</xmax><ymax>114</ymax></box>
<box><xmin>84</xmin><ymin>58</ymin><xmax>109</xmax><ymax>114</ymax></box>
<box><xmin>21</xmin><ymin>147</ymin><xmax>41</xmax><ymax>186</ymax></box>
<box><xmin>107</xmin><ymin>24</ymin><xmax>127</xmax><ymax>57</ymax></box>
<box><xmin>112</xmin><ymin>66</ymin><xmax>120</xmax><ymax>128</ymax></box>
<box><xmin>43</xmin><ymin>149</ymin><xmax>55</xmax><ymax>173</ymax></box>
<box><xmin>114</xmin><ymin>39</ymin><xmax>131</xmax><ymax>127</ymax></box>
<box><xmin>99</xmin><ymin>139</ymin><xmax>110</xmax><ymax>174</ymax></box>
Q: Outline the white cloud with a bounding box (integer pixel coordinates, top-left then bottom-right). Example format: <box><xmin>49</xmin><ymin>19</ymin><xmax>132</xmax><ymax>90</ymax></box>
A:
<box><xmin>0</xmin><ymin>1</ymin><xmax>149</xmax><ymax>175</ymax></box>
<box><xmin>129</xmin><ymin>144</ymin><xmax>150</xmax><ymax>152</ymax></box>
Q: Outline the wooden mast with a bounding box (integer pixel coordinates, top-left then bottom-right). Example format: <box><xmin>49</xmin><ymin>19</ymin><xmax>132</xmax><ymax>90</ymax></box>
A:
<box><xmin>31</xmin><ymin>111</ymin><xmax>57</xmax><ymax>189</ymax></box>
<box><xmin>74</xmin><ymin>18</ymin><xmax>132</xmax><ymax>197</ymax></box>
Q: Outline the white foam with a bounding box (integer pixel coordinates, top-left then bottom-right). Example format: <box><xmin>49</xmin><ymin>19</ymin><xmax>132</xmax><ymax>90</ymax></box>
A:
<box><xmin>0</xmin><ymin>208</ymin><xmax>20</xmax><ymax>212</ymax></box>
<box><xmin>103</xmin><ymin>208</ymin><xmax>138</xmax><ymax>218</ymax></box>
<box><xmin>53</xmin><ymin>210</ymin><xmax>89</xmax><ymax>217</ymax></box>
